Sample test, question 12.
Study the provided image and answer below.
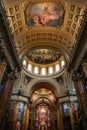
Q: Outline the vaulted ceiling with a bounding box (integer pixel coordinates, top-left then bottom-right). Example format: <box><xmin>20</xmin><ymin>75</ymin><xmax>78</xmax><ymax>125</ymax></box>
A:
<box><xmin>1</xmin><ymin>0</ymin><xmax>87</xmax><ymax>70</ymax></box>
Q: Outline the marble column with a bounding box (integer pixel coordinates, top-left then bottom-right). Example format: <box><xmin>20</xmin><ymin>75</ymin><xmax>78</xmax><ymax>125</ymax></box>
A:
<box><xmin>73</xmin><ymin>74</ymin><xmax>87</xmax><ymax>130</ymax></box>
<box><xmin>70</xmin><ymin>102</ymin><xmax>79</xmax><ymax>130</ymax></box>
<box><xmin>26</xmin><ymin>107</ymin><xmax>30</xmax><ymax>130</ymax></box>
<box><xmin>57</xmin><ymin>104</ymin><xmax>64</xmax><ymax>130</ymax></box>
<box><xmin>22</xmin><ymin>104</ymin><xmax>27</xmax><ymax>130</ymax></box>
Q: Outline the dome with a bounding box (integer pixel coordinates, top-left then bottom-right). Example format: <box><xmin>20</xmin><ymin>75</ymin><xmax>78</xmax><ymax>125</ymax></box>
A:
<box><xmin>22</xmin><ymin>48</ymin><xmax>66</xmax><ymax>78</ymax></box>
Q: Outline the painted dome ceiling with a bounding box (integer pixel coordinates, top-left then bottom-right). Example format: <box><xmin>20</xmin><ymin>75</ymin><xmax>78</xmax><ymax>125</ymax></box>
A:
<box><xmin>26</xmin><ymin>48</ymin><xmax>62</xmax><ymax>65</ymax></box>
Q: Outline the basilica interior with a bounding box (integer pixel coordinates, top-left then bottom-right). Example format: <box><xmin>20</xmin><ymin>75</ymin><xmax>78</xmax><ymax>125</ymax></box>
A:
<box><xmin>0</xmin><ymin>0</ymin><xmax>87</xmax><ymax>130</ymax></box>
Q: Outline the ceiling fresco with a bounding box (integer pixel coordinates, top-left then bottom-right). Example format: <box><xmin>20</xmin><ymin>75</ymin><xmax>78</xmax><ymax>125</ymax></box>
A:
<box><xmin>27</xmin><ymin>48</ymin><xmax>62</xmax><ymax>64</ymax></box>
<box><xmin>25</xmin><ymin>2</ymin><xmax>64</xmax><ymax>26</ymax></box>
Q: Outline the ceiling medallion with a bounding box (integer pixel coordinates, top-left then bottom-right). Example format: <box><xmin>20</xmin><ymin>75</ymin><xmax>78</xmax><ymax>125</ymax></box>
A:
<box><xmin>25</xmin><ymin>2</ymin><xmax>64</xmax><ymax>27</ymax></box>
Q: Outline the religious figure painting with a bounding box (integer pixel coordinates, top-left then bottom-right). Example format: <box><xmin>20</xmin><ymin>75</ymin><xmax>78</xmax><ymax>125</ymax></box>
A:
<box><xmin>24</xmin><ymin>75</ymin><xmax>31</xmax><ymax>85</ymax></box>
<box><xmin>27</xmin><ymin>49</ymin><xmax>62</xmax><ymax>64</ymax></box>
<box><xmin>25</xmin><ymin>2</ymin><xmax>64</xmax><ymax>26</ymax></box>
<box><xmin>39</xmin><ymin>108</ymin><xmax>48</xmax><ymax>126</ymax></box>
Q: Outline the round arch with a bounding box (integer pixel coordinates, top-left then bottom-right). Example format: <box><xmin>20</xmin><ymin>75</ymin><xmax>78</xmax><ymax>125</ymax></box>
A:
<box><xmin>25</xmin><ymin>78</ymin><xmax>65</xmax><ymax>97</ymax></box>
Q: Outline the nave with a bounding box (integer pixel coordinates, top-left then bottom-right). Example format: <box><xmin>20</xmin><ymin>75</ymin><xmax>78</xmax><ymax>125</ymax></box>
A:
<box><xmin>0</xmin><ymin>0</ymin><xmax>87</xmax><ymax>130</ymax></box>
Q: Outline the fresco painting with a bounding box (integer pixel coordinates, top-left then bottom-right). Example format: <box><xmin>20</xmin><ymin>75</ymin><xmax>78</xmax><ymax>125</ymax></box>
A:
<box><xmin>24</xmin><ymin>75</ymin><xmax>31</xmax><ymax>85</ymax></box>
<box><xmin>27</xmin><ymin>49</ymin><xmax>62</xmax><ymax>64</ymax></box>
<box><xmin>25</xmin><ymin>3</ymin><xmax>64</xmax><ymax>26</ymax></box>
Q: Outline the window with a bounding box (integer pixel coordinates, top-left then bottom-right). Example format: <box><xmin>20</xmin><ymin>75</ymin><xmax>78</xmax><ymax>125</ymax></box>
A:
<box><xmin>34</xmin><ymin>67</ymin><xmax>39</xmax><ymax>74</ymax></box>
<box><xmin>55</xmin><ymin>64</ymin><xmax>60</xmax><ymax>72</ymax></box>
<box><xmin>61</xmin><ymin>60</ymin><xmax>65</xmax><ymax>67</ymax></box>
<box><xmin>41</xmin><ymin>68</ymin><xmax>46</xmax><ymax>75</ymax></box>
<box><xmin>49</xmin><ymin>67</ymin><xmax>53</xmax><ymax>74</ymax></box>
<box><xmin>27</xmin><ymin>64</ymin><xmax>32</xmax><ymax>72</ymax></box>
<box><xmin>22</xmin><ymin>60</ymin><xmax>27</xmax><ymax>66</ymax></box>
